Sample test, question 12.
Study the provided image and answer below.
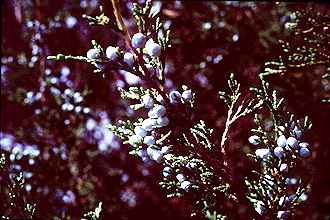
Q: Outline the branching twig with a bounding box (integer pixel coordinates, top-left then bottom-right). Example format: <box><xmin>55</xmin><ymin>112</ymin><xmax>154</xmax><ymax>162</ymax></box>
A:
<box><xmin>219</xmin><ymin>73</ymin><xmax>262</xmax><ymax>153</ymax></box>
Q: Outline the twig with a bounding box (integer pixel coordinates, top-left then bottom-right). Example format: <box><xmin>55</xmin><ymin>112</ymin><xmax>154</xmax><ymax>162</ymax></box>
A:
<box><xmin>111</xmin><ymin>0</ymin><xmax>131</xmax><ymax>49</ymax></box>
<box><xmin>110</xmin><ymin>0</ymin><xmax>165</xmax><ymax>94</ymax></box>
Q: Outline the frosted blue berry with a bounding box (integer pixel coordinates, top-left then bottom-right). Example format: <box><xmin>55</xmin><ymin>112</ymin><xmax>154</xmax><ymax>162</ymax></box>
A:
<box><xmin>95</xmin><ymin>63</ymin><xmax>105</xmax><ymax>70</ymax></box>
<box><xmin>145</xmin><ymin>39</ymin><xmax>161</xmax><ymax>57</ymax></box>
<box><xmin>277</xmin><ymin>135</ymin><xmax>287</xmax><ymax>148</ymax></box>
<box><xmin>161</xmin><ymin>146</ymin><xmax>170</xmax><ymax>154</ymax></box>
<box><xmin>277</xmin><ymin>211</ymin><xmax>289</xmax><ymax>219</ymax></box>
<box><xmin>292</xmin><ymin>126</ymin><xmax>302</xmax><ymax>139</ymax></box>
<box><xmin>255</xmin><ymin>148</ymin><xmax>271</xmax><ymax>159</ymax></box>
<box><xmin>286</xmin><ymin>136</ymin><xmax>298</xmax><ymax>149</ymax></box>
<box><xmin>285</xmin><ymin>177</ymin><xmax>298</xmax><ymax>185</ymax></box>
<box><xmin>106</xmin><ymin>46</ymin><xmax>119</xmax><ymax>61</ymax></box>
<box><xmin>156</xmin><ymin>116</ymin><xmax>169</xmax><ymax>127</ymax></box>
<box><xmin>134</xmin><ymin>126</ymin><xmax>147</xmax><ymax>138</ymax></box>
<box><xmin>274</xmin><ymin>146</ymin><xmax>285</xmax><ymax>159</ymax></box>
<box><xmin>131</xmin><ymin>33</ymin><xmax>146</xmax><ymax>48</ymax></box>
<box><xmin>176</xmin><ymin>173</ymin><xmax>185</xmax><ymax>182</ymax></box>
<box><xmin>141</xmin><ymin>94</ymin><xmax>154</xmax><ymax>108</ymax></box>
<box><xmin>299</xmin><ymin>147</ymin><xmax>311</xmax><ymax>158</ymax></box>
<box><xmin>141</xmin><ymin>118</ymin><xmax>156</xmax><ymax>131</ymax></box>
<box><xmin>143</xmin><ymin>135</ymin><xmax>155</xmax><ymax>145</ymax></box>
<box><xmin>180</xmin><ymin>180</ymin><xmax>191</xmax><ymax>191</ymax></box>
<box><xmin>279</xmin><ymin>163</ymin><xmax>288</xmax><ymax>173</ymax></box>
<box><xmin>128</xmin><ymin>135</ymin><xmax>142</xmax><ymax>145</ymax></box>
<box><xmin>298</xmin><ymin>142</ymin><xmax>309</xmax><ymax>149</ymax></box>
<box><xmin>169</xmin><ymin>90</ymin><xmax>182</xmax><ymax>104</ymax></box>
<box><xmin>137</xmin><ymin>149</ymin><xmax>147</xmax><ymax>160</ymax></box>
<box><xmin>123</xmin><ymin>52</ymin><xmax>134</xmax><ymax>67</ymax></box>
<box><xmin>86</xmin><ymin>48</ymin><xmax>101</xmax><ymax>59</ymax></box>
<box><xmin>146</xmin><ymin>147</ymin><xmax>162</xmax><ymax>162</ymax></box>
<box><xmin>248</xmin><ymin>135</ymin><xmax>260</xmax><ymax>145</ymax></box>
<box><xmin>163</xmin><ymin>166</ymin><xmax>171</xmax><ymax>177</ymax></box>
<box><xmin>182</xmin><ymin>90</ymin><xmax>193</xmax><ymax>101</ymax></box>
<box><xmin>65</xmin><ymin>16</ymin><xmax>77</xmax><ymax>28</ymax></box>
<box><xmin>148</xmin><ymin>105</ymin><xmax>166</xmax><ymax>118</ymax></box>
<box><xmin>62</xmin><ymin>190</ymin><xmax>76</xmax><ymax>204</ymax></box>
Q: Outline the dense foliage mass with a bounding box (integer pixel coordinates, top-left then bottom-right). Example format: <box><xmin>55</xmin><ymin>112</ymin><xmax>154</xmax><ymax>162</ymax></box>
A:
<box><xmin>1</xmin><ymin>1</ymin><xmax>329</xmax><ymax>219</ymax></box>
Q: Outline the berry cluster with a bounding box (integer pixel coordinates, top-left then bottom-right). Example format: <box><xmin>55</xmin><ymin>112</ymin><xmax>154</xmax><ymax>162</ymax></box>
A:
<box><xmin>175</xmin><ymin>173</ymin><xmax>192</xmax><ymax>192</ymax></box>
<box><xmin>247</xmin><ymin>116</ymin><xmax>312</xmax><ymax>218</ymax></box>
<box><xmin>124</xmin><ymin>93</ymin><xmax>170</xmax><ymax>163</ymax></box>
<box><xmin>85</xmin><ymin>32</ymin><xmax>162</xmax><ymax>76</ymax></box>
<box><xmin>111</xmin><ymin>85</ymin><xmax>195</xmax><ymax>164</ymax></box>
<box><xmin>161</xmin><ymin>160</ymin><xmax>201</xmax><ymax>193</ymax></box>
<box><xmin>131</xmin><ymin>33</ymin><xmax>161</xmax><ymax>58</ymax></box>
<box><xmin>43</xmin><ymin>1</ymin><xmax>321</xmax><ymax>218</ymax></box>
<box><xmin>169</xmin><ymin>89</ymin><xmax>193</xmax><ymax>104</ymax></box>
<box><xmin>249</xmin><ymin>124</ymin><xmax>311</xmax><ymax>162</ymax></box>
<box><xmin>161</xmin><ymin>158</ymin><xmax>203</xmax><ymax>193</ymax></box>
